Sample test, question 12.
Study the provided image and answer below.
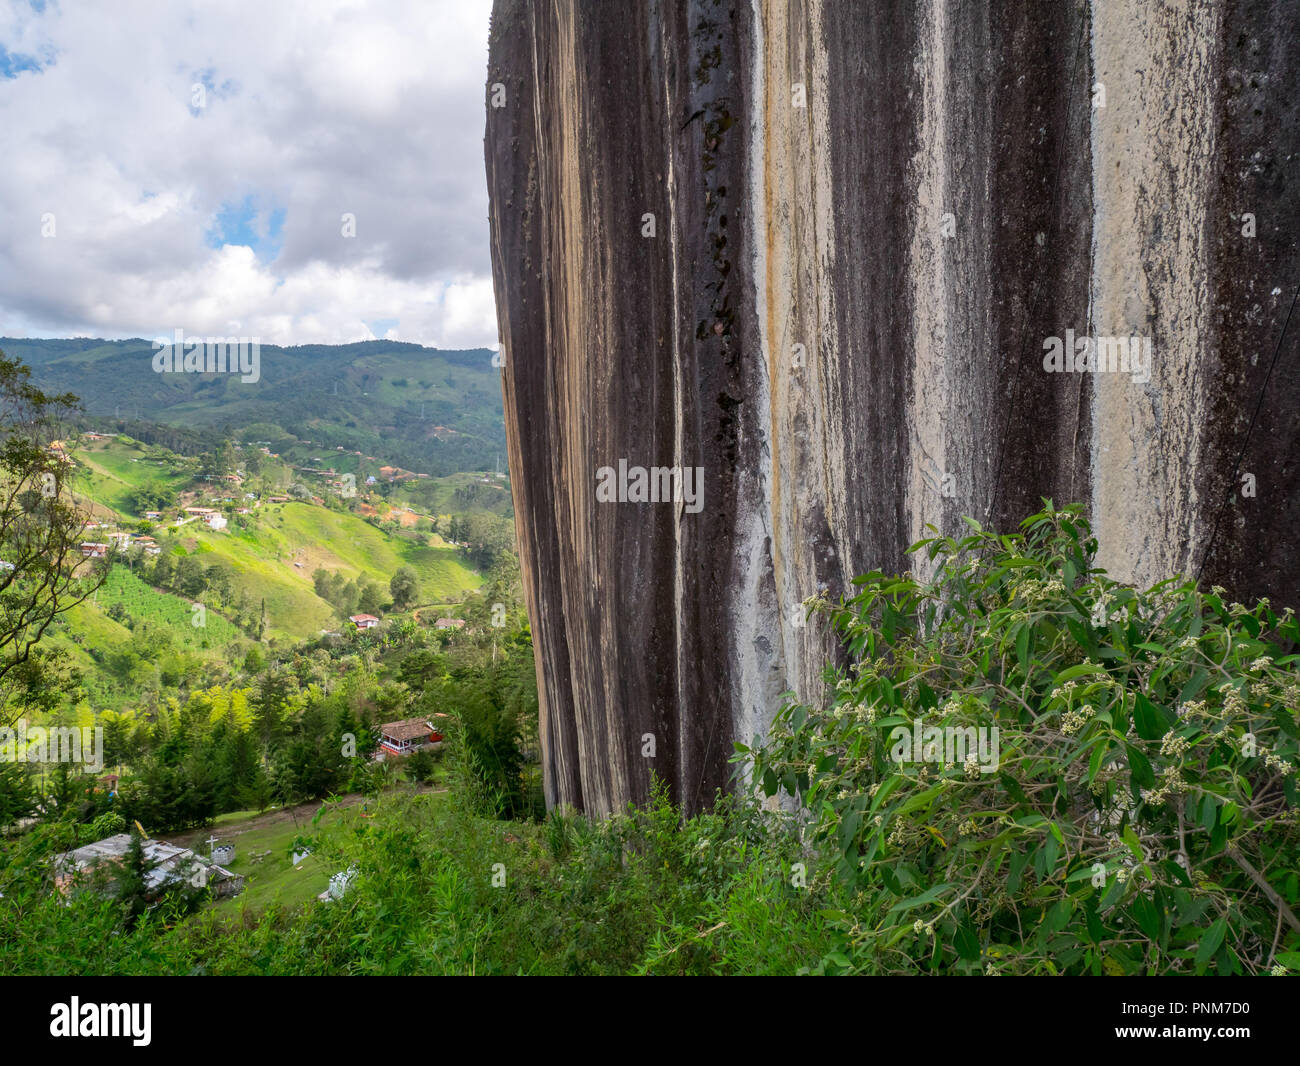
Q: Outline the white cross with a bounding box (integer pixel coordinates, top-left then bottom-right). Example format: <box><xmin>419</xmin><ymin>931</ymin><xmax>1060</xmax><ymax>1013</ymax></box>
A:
<box><xmin>206</xmin><ymin>836</ymin><xmax>218</xmax><ymax>856</ymax></box>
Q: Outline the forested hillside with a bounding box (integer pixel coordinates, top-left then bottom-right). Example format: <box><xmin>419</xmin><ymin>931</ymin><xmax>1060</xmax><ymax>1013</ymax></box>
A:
<box><xmin>2</xmin><ymin>337</ymin><xmax>506</xmax><ymax>477</ymax></box>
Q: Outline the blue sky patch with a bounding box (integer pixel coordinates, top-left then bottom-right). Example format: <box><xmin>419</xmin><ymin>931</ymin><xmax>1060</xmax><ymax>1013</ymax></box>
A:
<box><xmin>206</xmin><ymin>196</ymin><xmax>285</xmax><ymax>261</ymax></box>
<box><xmin>0</xmin><ymin>43</ymin><xmax>48</xmax><ymax>78</ymax></box>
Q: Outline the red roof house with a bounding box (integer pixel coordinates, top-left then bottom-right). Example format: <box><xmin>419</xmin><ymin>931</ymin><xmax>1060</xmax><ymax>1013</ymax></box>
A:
<box><xmin>377</xmin><ymin>717</ymin><xmax>444</xmax><ymax>757</ymax></box>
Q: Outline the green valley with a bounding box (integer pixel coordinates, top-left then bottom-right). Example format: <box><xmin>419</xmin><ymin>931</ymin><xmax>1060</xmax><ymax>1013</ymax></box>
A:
<box><xmin>42</xmin><ymin>432</ymin><xmax>511</xmax><ymax>709</ymax></box>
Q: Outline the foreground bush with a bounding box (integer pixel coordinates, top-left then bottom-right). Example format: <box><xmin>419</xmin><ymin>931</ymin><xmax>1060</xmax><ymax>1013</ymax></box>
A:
<box><xmin>0</xmin><ymin>782</ymin><xmax>831</xmax><ymax>975</ymax></box>
<box><xmin>747</xmin><ymin>503</ymin><xmax>1300</xmax><ymax>974</ymax></box>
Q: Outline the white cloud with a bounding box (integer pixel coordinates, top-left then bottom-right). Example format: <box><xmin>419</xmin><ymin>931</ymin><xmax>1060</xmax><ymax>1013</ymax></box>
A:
<box><xmin>0</xmin><ymin>0</ymin><xmax>497</xmax><ymax>347</ymax></box>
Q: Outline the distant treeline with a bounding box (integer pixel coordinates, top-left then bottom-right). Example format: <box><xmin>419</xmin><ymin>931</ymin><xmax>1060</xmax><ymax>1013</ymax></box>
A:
<box><xmin>75</xmin><ymin>417</ymin><xmax>227</xmax><ymax>458</ymax></box>
<box><xmin>7</xmin><ymin>337</ymin><xmax>507</xmax><ymax>478</ymax></box>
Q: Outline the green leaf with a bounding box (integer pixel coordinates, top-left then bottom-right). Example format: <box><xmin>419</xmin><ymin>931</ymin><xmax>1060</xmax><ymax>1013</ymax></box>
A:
<box><xmin>1121</xmin><ymin>824</ymin><xmax>1144</xmax><ymax>863</ymax></box>
<box><xmin>1126</xmin><ymin>744</ymin><xmax>1154</xmax><ymax>789</ymax></box>
<box><xmin>954</xmin><ymin>922</ymin><xmax>980</xmax><ymax>961</ymax></box>
<box><xmin>1086</xmin><ymin>904</ymin><xmax>1105</xmax><ymax>944</ymax></box>
<box><xmin>1087</xmin><ymin>737</ymin><xmax>1109</xmax><ymax>785</ymax></box>
<box><xmin>1044</xmin><ymin>898</ymin><xmax>1073</xmax><ymax>933</ymax></box>
<box><xmin>1194</xmin><ymin>918</ymin><xmax>1226</xmax><ymax>973</ymax></box>
<box><xmin>1016</xmin><ymin>624</ymin><xmax>1031</xmax><ymax>673</ymax></box>
<box><xmin>1198</xmin><ymin>792</ymin><xmax>1218</xmax><ymax>833</ymax></box>
<box><xmin>1176</xmin><ymin>668</ymin><xmax>1210</xmax><ymax>705</ymax></box>
<box><xmin>1007</xmin><ymin>850</ymin><xmax>1029</xmax><ymax>894</ymax></box>
<box><xmin>1132</xmin><ymin>693</ymin><xmax>1173</xmax><ymax>741</ymax></box>
<box><xmin>886</xmin><ymin>883</ymin><xmax>954</xmax><ymax>916</ymax></box>
<box><xmin>1054</xmin><ymin>663</ymin><xmax>1108</xmax><ymax>685</ymax></box>
<box><xmin>1129</xmin><ymin>894</ymin><xmax>1162</xmax><ymax>939</ymax></box>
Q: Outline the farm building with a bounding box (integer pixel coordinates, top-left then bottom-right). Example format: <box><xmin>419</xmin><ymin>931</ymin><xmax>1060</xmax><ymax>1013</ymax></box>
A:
<box><xmin>79</xmin><ymin>543</ymin><xmax>109</xmax><ymax>558</ymax></box>
<box><xmin>349</xmin><ymin>614</ymin><xmax>380</xmax><ymax>630</ymax></box>
<box><xmin>377</xmin><ymin>717</ymin><xmax>444</xmax><ymax>758</ymax></box>
<box><xmin>54</xmin><ymin>833</ymin><xmax>244</xmax><ymax>900</ymax></box>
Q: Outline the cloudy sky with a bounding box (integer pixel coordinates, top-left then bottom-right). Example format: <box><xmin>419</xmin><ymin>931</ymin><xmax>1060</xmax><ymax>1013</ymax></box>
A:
<box><xmin>0</xmin><ymin>0</ymin><xmax>498</xmax><ymax>349</ymax></box>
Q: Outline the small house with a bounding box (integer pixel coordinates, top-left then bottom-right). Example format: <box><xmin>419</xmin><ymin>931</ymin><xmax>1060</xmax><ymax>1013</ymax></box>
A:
<box><xmin>349</xmin><ymin>614</ymin><xmax>380</xmax><ymax>630</ymax></box>
<box><xmin>54</xmin><ymin>833</ymin><xmax>244</xmax><ymax>900</ymax></box>
<box><xmin>377</xmin><ymin>717</ymin><xmax>444</xmax><ymax>757</ymax></box>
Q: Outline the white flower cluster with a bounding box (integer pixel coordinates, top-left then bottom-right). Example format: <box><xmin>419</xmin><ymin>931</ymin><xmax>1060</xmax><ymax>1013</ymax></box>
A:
<box><xmin>1012</xmin><ymin>578</ymin><xmax>1066</xmax><ymax>604</ymax></box>
<box><xmin>1263</xmin><ymin>750</ymin><xmax>1296</xmax><ymax>777</ymax></box>
<box><xmin>1159</xmin><ymin>731</ymin><xmax>1190</xmax><ymax>758</ymax></box>
<box><xmin>1218</xmin><ymin>683</ymin><xmax>1249</xmax><ymax>717</ymax></box>
<box><xmin>1061</xmin><ymin>704</ymin><xmax>1097</xmax><ymax>736</ymax></box>
<box><xmin>1140</xmin><ymin>764</ymin><xmax>1187</xmax><ymax>807</ymax></box>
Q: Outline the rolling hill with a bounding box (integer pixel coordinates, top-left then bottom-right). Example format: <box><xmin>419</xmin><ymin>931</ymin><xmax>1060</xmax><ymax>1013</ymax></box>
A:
<box><xmin>48</xmin><ymin>435</ymin><xmax>490</xmax><ymax>708</ymax></box>
<box><xmin>0</xmin><ymin>337</ymin><xmax>506</xmax><ymax>478</ymax></box>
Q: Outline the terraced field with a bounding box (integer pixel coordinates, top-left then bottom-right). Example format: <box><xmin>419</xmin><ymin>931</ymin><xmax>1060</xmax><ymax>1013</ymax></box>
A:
<box><xmin>48</xmin><ymin>436</ymin><xmax>488</xmax><ymax>703</ymax></box>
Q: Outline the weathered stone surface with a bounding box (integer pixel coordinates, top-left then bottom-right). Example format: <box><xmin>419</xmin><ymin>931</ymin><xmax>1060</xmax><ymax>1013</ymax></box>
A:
<box><xmin>485</xmin><ymin>0</ymin><xmax>1299</xmax><ymax>815</ymax></box>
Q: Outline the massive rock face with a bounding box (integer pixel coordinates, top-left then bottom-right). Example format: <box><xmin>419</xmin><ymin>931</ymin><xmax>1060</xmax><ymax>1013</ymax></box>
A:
<box><xmin>485</xmin><ymin>0</ymin><xmax>1300</xmax><ymax>815</ymax></box>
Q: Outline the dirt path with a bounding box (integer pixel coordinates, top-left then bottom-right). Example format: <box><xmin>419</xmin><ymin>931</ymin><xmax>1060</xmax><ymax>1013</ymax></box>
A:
<box><xmin>168</xmin><ymin>786</ymin><xmax>444</xmax><ymax>849</ymax></box>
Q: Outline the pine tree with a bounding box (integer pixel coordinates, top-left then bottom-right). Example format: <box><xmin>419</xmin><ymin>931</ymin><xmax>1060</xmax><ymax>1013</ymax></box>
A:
<box><xmin>116</xmin><ymin>830</ymin><xmax>151</xmax><ymax>931</ymax></box>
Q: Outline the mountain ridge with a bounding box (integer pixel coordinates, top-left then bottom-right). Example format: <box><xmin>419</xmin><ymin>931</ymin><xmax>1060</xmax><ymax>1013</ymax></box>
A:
<box><xmin>1</xmin><ymin>336</ymin><xmax>506</xmax><ymax>478</ymax></box>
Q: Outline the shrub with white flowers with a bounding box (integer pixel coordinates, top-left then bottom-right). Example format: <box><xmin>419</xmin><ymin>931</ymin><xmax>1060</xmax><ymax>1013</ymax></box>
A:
<box><xmin>743</xmin><ymin>503</ymin><xmax>1300</xmax><ymax>975</ymax></box>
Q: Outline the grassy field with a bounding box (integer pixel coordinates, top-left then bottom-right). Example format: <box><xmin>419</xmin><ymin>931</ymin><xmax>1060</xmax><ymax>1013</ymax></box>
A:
<box><xmin>93</xmin><ymin>567</ymin><xmax>244</xmax><ymax>648</ymax></box>
<box><xmin>65</xmin><ymin>438</ymin><xmax>485</xmax><ymax>644</ymax></box>
<box><xmin>44</xmin><ymin>571</ymin><xmax>247</xmax><ymax>709</ymax></box>
<box><xmin>273</xmin><ymin>502</ymin><xmax>480</xmax><ymax>596</ymax></box>
<box><xmin>73</xmin><ymin>439</ymin><xmax>192</xmax><ymax>519</ymax></box>
<box><xmin>169</xmin><ymin>788</ymin><xmax>448</xmax><ymax>913</ymax></box>
<box><xmin>395</xmin><ymin>470</ymin><xmax>514</xmax><ymax>518</ymax></box>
